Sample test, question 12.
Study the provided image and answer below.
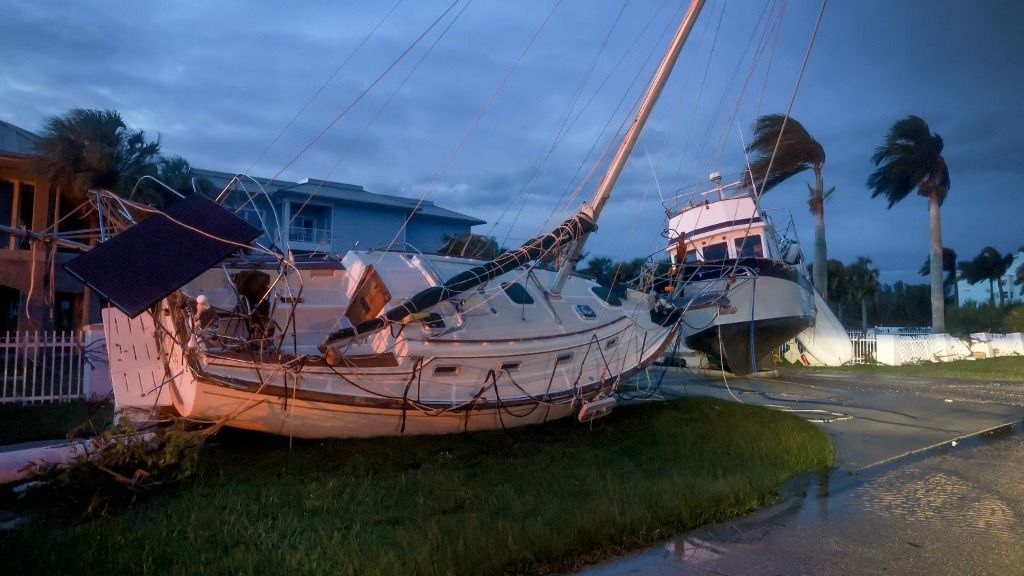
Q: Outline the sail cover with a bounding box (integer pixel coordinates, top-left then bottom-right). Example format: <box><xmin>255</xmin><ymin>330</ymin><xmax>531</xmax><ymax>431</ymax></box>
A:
<box><xmin>65</xmin><ymin>194</ymin><xmax>262</xmax><ymax>318</ymax></box>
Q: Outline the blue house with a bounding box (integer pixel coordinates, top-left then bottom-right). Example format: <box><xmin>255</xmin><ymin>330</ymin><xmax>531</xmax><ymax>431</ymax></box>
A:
<box><xmin>192</xmin><ymin>169</ymin><xmax>485</xmax><ymax>256</ymax></box>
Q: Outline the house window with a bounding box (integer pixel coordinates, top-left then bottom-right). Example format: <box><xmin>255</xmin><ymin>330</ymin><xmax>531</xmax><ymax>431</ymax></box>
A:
<box><xmin>0</xmin><ymin>180</ymin><xmax>13</xmax><ymax>250</ymax></box>
<box><xmin>54</xmin><ymin>292</ymin><xmax>79</xmax><ymax>332</ymax></box>
<box><xmin>0</xmin><ymin>179</ymin><xmax>36</xmax><ymax>250</ymax></box>
<box><xmin>236</xmin><ymin>206</ymin><xmax>265</xmax><ymax>228</ymax></box>
<box><xmin>0</xmin><ymin>285</ymin><xmax>18</xmax><ymax>333</ymax></box>
<box><xmin>288</xmin><ymin>204</ymin><xmax>332</xmax><ymax>246</ymax></box>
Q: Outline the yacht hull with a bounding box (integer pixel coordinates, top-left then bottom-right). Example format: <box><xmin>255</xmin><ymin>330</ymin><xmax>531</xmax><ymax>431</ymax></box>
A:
<box><xmin>679</xmin><ymin>264</ymin><xmax>813</xmax><ymax>374</ymax></box>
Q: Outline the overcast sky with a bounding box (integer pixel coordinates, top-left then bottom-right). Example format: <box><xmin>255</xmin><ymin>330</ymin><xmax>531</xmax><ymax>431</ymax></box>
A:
<box><xmin>2</xmin><ymin>0</ymin><xmax>1021</xmax><ymax>284</ymax></box>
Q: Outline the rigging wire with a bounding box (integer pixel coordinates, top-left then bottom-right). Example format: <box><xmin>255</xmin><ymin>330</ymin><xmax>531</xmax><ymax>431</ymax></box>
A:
<box><xmin>377</xmin><ymin>0</ymin><xmax>565</xmax><ymax>260</ymax></box>
<box><xmin>544</xmin><ymin>1</ymin><xmax>687</xmax><ymax>230</ymax></box>
<box><xmin>706</xmin><ymin>0</ymin><xmax>787</xmax><ymax>174</ymax></box>
<box><xmin>285</xmin><ymin>0</ymin><xmax>474</xmax><ymax>237</ymax></box>
<box><xmin>697</xmin><ymin>0</ymin><xmax>783</xmax><ymax>179</ymax></box>
<box><xmin>245</xmin><ymin>0</ymin><xmax>406</xmax><ymax>177</ymax></box>
<box><xmin>670</xmin><ymin>0</ymin><xmax>726</xmax><ymax>187</ymax></box>
<box><xmin>486</xmin><ymin>0</ymin><xmax>635</xmax><ymax>245</ymax></box>
<box><xmin>267</xmin><ymin>0</ymin><xmax>462</xmax><ymax>185</ymax></box>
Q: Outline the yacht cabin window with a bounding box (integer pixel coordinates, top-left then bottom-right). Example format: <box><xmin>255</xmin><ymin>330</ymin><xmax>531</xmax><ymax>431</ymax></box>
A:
<box><xmin>701</xmin><ymin>242</ymin><xmax>728</xmax><ymax>261</ymax></box>
<box><xmin>734</xmin><ymin>235</ymin><xmax>764</xmax><ymax>258</ymax></box>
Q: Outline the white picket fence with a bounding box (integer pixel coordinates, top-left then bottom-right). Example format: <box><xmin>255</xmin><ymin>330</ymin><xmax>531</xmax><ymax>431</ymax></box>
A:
<box><xmin>845</xmin><ymin>330</ymin><xmax>876</xmax><ymax>364</ymax></box>
<box><xmin>0</xmin><ymin>331</ymin><xmax>91</xmax><ymax>404</ymax></box>
<box><xmin>843</xmin><ymin>328</ymin><xmax>1022</xmax><ymax>366</ymax></box>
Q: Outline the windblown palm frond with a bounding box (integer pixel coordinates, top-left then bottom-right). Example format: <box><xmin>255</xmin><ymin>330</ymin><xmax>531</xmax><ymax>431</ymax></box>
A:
<box><xmin>867</xmin><ymin>115</ymin><xmax>950</xmax><ymax>207</ymax></box>
<box><xmin>740</xmin><ymin>114</ymin><xmax>824</xmax><ymax>194</ymax></box>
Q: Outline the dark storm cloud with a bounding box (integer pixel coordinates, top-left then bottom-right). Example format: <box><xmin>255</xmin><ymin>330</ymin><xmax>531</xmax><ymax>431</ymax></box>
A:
<box><xmin>2</xmin><ymin>0</ymin><xmax>1021</xmax><ymax>284</ymax></box>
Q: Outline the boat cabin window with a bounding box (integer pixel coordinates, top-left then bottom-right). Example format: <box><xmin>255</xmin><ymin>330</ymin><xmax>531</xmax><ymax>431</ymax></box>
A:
<box><xmin>433</xmin><ymin>365</ymin><xmax>460</xmax><ymax>376</ymax></box>
<box><xmin>501</xmin><ymin>282</ymin><xmax>535</xmax><ymax>305</ymax></box>
<box><xmin>499</xmin><ymin>361</ymin><xmax>521</xmax><ymax>372</ymax></box>
<box><xmin>734</xmin><ymin>235</ymin><xmax>764</xmax><ymax>258</ymax></box>
<box><xmin>591</xmin><ymin>285</ymin><xmax>623</xmax><ymax>306</ymax></box>
<box><xmin>701</xmin><ymin>241</ymin><xmax>728</xmax><ymax>261</ymax></box>
<box><xmin>556</xmin><ymin>353</ymin><xmax>573</xmax><ymax>363</ymax></box>
<box><xmin>575</xmin><ymin>304</ymin><xmax>597</xmax><ymax>319</ymax></box>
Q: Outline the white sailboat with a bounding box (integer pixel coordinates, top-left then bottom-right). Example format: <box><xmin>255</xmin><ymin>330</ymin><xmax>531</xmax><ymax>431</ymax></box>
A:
<box><xmin>71</xmin><ymin>1</ymin><xmax>708</xmax><ymax>438</ymax></box>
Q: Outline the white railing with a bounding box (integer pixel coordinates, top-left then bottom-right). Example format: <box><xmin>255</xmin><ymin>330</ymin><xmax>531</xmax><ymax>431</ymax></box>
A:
<box><xmin>288</xmin><ymin>226</ymin><xmax>331</xmax><ymax>244</ymax></box>
<box><xmin>0</xmin><ymin>331</ymin><xmax>87</xmax><ymax>404</ymax></box>
<box><xmin>846</xmin><ymin>330</ymin><xmax>877</xmax><ymax>364</ymax></box>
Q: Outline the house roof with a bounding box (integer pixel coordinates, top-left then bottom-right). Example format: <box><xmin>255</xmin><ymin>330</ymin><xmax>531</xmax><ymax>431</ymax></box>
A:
<box><xmin>192</xmin><ymin>168</ymin><xmax>485</xmax><ymax>226</ymax></box>
<box><xmin>0</xmin><ymin>119</ymin><xmax>40</xmax><ymax>157</ymax></box>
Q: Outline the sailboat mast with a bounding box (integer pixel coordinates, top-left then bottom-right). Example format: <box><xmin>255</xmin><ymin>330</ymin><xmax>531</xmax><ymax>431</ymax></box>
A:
<box><xmin>549</xmin><ymin>0</ymin><xmax>705</xmax><ymax>295</ymax></box>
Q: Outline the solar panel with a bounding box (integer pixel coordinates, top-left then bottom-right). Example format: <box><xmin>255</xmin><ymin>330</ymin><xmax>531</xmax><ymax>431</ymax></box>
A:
<box><xmin>64</xmin><ymin>194</ymin><xmax>263</xmax><ymax>318</ymax></box>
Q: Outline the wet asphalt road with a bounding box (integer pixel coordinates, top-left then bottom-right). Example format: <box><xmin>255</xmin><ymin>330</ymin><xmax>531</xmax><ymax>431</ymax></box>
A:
<box><xmin>576</xmin><ymin>368</ymin><xmax>1024</xmax><ymax>575</ymax></box>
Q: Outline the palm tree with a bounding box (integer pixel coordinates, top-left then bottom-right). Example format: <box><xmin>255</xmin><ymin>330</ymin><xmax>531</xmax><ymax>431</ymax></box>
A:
<box><xmin>846</xmin><ymin>257</ymin><xmax>880</xmax><ymax>331</ymax></box>
<box><xmin>963</xmin><ymin>247</ymin><xmax>1013</xmax><ymax>306</ymax></box>
<box><xmin>33</xmin><ymin>108</ymin><xmax>161</xmax><ymax>326</ymax></box>
<box><xmin>741</xmin><ymin>114</ymin><xmax>832</xmax><ymax>299</ymax></box>
<box><xmin>825</xmin><ymin>258</ymin><xmax>848</xmax><ymax>319</ymax></box>
<box><xmin>34</xmin><ymin>109</ymin><xmax>161</xmax><ymax>213</ymax></box>
<box><xmin>957</xmin><ymin>256</ymin><xmax>988</xmax><ymax>304</ymax></box>
<box><xmin>867</xmin><ymin>115</ymin><xmax>950</xmax><ymax>332</ymax></box>
<box><xmin>919</xmin><ymin>247</ymin><xmax>957</xmax><ymax>304</ymax></box>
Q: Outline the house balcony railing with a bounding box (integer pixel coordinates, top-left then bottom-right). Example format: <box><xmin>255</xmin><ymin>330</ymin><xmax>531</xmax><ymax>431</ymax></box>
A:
<box><xmin>288</xmin><ymin>226</ymin><xmax>332</xmax><ymax>245</ymax></box>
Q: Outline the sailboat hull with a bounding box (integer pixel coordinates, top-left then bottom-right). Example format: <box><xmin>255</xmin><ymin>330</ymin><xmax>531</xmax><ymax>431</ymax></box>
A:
<box><xmin>104</xmin><ymin>251</ymin><xmax>681</xmax><ymax>439</ymax></box>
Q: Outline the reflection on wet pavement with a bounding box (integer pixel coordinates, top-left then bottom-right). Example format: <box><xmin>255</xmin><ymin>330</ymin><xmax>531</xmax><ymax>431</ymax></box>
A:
<box><xmin>579</xmin><ymin>367</ymin><xmax>1024</xmax><ymax>576</ymax></box>
<box><xmin>860</xmin><ymin>469</ymin><xmax>1018</xmax><ymax>539</ymax></box>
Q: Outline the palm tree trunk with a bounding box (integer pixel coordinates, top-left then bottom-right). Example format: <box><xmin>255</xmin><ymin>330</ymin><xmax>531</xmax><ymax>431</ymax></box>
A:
<box><xmin>861</xmin><ymin>297</ymin><xmax>868</xmax><ymax>331</ymax></box>
<box><xmin>988</xmin><ymin>278</ymin><xmax>996</xmax><ymax>306</ymax></box>
<box><xmin>812</xmin><ymin>170</ymin><xmax>828</xmax><ymax>301</ymax></box>
<box><xmin>928</xmin><ymin>193</ymin><xmax>945</xmax><ymax>332</ymax></box>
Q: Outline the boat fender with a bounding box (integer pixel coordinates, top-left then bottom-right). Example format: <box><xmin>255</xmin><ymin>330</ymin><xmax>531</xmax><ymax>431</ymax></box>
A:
<box><xmin>783</xmin><ymin>243</ymin><xmax>802</xmax><ymax>265</ymax></box>
<box><xmin>578</xmin><ymin>397</ymin><xmax>617</xmax><ymax>422</ymax></box>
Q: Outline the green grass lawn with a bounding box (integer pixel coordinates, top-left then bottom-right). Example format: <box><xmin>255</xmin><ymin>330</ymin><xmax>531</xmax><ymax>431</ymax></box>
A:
<box><xmin>0</xmin><ymin>400</ymin><xmax>113</xmax><ymax>445</ymax></box>
<box><xmin>793</xmin><ymin>356</ymin><xmax>1024</xmax><ymax>383</ymax></box>
<box><xmin>1</xmin><ymin>398</ymin><xmax>832</xmax><ymax>576</ymax></box>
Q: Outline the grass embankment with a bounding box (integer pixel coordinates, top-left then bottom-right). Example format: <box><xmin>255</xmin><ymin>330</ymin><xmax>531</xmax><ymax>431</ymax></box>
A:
<box><xmin>2</xmin><ymin>398</ymin><xmax>832</xmax><ymax>576</ymax></box>
<box><xmin>797</xmin><ymin>356</ymin><xmax>1024</xmax><ymax>383</ymax></box>
<box><xmin>0</xmin><ymin>400</ymin><xmax>113</xmax><ymax>445</ymax></box>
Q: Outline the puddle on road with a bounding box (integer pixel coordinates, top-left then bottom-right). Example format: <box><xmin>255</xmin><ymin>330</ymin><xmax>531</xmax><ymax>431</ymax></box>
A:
<box><xmin>576</xmin><ymin>421</ymin><xmax>1024</xmax><ymax>575</ymax></box>
<box><xmin>858</xmin><ymin>469</ymin><xmax>1018</xmax><ymax>538</ymax></box>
